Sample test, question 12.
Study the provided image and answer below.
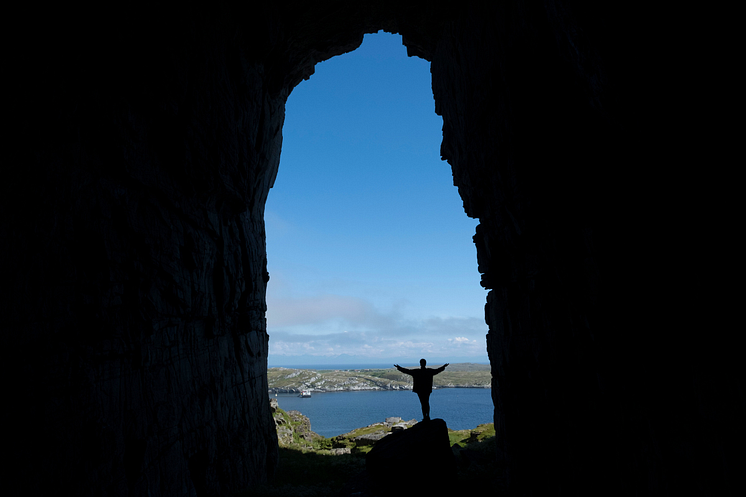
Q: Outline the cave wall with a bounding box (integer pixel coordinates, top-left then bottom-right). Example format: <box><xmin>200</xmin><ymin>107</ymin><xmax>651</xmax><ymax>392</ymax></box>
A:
<box><xmin>431</xmin><ymin>3</ymin><xmax>664</xmax><ymax>494</ymax></box>
<box><xmin>5</xmin><ymin>3</ymin><xmax>287</xmax><ymax>495</ymax></box>
<box><xmin>427</xmin><ymin>4</ymin><xmax>741</xmax><ymax>495</ymax></box>
<box><xmin>4</xmin><ymin>1</ymin><xmax>739</xmax><ymax>496</ymax></box>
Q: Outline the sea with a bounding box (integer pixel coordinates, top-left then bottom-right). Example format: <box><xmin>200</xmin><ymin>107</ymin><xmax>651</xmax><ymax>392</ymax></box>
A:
<box><xmin>272</xmin><ymin>387</ymin><xmax>494</xmax><ymax>438</ymax></box>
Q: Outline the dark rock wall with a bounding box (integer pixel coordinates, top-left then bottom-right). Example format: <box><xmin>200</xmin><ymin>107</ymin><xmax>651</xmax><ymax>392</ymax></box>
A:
<box><xmin>432</xmin><ymin>3</ymin><xmax>650</xmax><ymax>494</ymax></box>
<box><xmin>429</xmin><ymin>4</ymin><xmax>741</xmax><ymax>495</ymax></box>
<box><xmin>427</xmin><ymin>4</ymin><xmax>741</xmax><ymax>496</ymax></box>
<box><xmin>6</xmin><ymin>3</ymin><xmax>286</xmax><ymax>496</ymax></box>
<box><xmin>4</xmin><ymin>1</ymin><xmax>739</xmax><ymax>496</ymax></box>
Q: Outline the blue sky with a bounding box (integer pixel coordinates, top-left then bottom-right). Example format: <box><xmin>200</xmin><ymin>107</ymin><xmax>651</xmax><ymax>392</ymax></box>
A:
<box><xmin>264</xmin><ymin>32</ymin><xmax>488</xmax><ymax>366</ymax></box>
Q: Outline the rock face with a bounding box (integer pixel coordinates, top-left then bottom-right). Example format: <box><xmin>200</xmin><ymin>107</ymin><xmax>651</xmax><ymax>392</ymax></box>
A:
<box><xmin>331</xmin><ymin>418</ymin><xmax>418</xmax><ymax>452</ymax></box>
<box><xmin>285</xmin><ymin>411</ymin><xmax>323</xmax><ymax>444</ymax></box>
<box><xmin>270</xmin><ymin>399</ymin><xmax>323</xmax><ymax>449</ymax></box>
<box><xmin>4</xmin><ymin>1</ymin><xmax>738</xmax><ymax>497</ymax></box>
<box><xmin>366</xmin><ymin>419</ymin><xmax>457</xmax><ymax>496</ymax></box>
<box><xmin>353</xmin><ymin>432</ymin><xmax>388</xmax><ymax>446</ymax></box>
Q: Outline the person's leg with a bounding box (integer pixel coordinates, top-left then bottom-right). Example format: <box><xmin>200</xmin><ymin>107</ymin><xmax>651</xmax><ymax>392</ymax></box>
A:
<box><xmin>417</xmin><ymin>392</ymin><xmax>431</xmax><ymax>420</ymax></box>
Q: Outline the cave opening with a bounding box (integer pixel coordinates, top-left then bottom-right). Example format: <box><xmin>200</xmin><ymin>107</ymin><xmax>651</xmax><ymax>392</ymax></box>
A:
<box><xmin>7</xmin><ymin>3</ymin><xmax>736</xmax><ymax>495</ymax></box>
<box><xmin>265</xmin><ymin>31</ymin><xmax>488</xmax><ymax>370</ymax></box>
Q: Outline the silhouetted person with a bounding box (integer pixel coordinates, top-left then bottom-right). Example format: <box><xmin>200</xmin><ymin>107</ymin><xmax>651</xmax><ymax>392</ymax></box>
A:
<box><xmin>394</xmin><ymin>359</ymin><xmax>448</xmax><ymax>421</ymax></box>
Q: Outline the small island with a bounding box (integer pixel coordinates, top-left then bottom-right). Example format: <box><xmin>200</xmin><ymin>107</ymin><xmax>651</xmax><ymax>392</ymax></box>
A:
<box><xmin>267</xmin><ymin>362</ymin><xmax>491</xmax><ymax>393</ymax></box>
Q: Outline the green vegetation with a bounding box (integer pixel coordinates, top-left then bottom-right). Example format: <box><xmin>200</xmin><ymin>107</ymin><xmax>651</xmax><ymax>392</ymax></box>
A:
<box><xmin>267</xmin><ymin>362</ymin><xmax>491</xmax><ymax>392</ymax></box>
<box><xmin>436</xmin><ymin>362</ymin><xmax>491</xmax><ymax>372</ymax></box>
<box><xmin>447</xmin><ymin>422</ymin><xmax>496</xmax><ymax>447</ymax></box>
<box><xmin>272</xmin><ymin>401</ymin><xmax>414</xmax><ymax>455</ymax></box>
<box><xmin>248</xmin><ymin>401</ymin><xmax>503</xmax><ymax>496</ymax></box>
<box><xmin>271</xmin><ymin>403</ymin><xmax>327</xmax><ymax>451</ymax></box>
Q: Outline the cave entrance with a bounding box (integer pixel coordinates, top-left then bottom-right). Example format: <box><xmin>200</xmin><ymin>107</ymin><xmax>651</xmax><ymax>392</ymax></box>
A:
<box><xmin>264</xmin><ymin>32</ymin><xmax>488</xmax><ymax>369</ymax></box>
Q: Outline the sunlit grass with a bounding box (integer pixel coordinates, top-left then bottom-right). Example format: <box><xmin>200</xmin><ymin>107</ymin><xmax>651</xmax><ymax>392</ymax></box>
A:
<box><xmin>448</xmin><ymin>422</ymin><xmax>496</xmax><ymax>446</ymax></box>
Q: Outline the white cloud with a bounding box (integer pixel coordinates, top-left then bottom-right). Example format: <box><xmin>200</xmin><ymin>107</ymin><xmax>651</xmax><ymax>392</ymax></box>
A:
<box><xmin>268</xmin><ymin>329</ymin><xmax>486</xmax><ymax>361</ymax></box>
<box><xmin>265</xmin><ymin>280</ymin><xmax>488</xmax><ymax>362</ymax></box>
<box><xmin>266</xmin><ymin>293</ymin><xmax>397</xmax><ymax>330</ymax></box>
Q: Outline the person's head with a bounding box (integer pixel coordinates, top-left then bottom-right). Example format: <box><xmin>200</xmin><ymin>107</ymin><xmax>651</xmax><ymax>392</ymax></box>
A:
<box><xmin>420</xmin><ymin>358</ymin><xmax>426</xmax><ymax>368</ymax></box>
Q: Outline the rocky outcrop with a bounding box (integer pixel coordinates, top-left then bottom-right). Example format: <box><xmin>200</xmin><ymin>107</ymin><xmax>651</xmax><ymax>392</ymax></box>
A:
<box><xmin>5</xmin><ymin>1</ymin><xmax>737</xmax><ymax>496</ymax></box>
<box><xmin>353</xmin><ymin>432</ymin><xmax>388</xmax><ymax>446</ymax></box>
<box><xmin>270</xmin><ymin>399</ymin><xmax>323</xmax><ymax>449</ymax></box>
<box><xmin>366</xmin><ymin>418</ymin><xmax>457</xmax><ymax>496</ymax></box>
<box><xmin>285</xmin><ymin>410</ymin><xmax>323</xmax><ymax>444</ymax></box>
<box><xmin>330</xmin><ymin>418</ymin><xmax>417</xmax><ymax>452</ymax></box>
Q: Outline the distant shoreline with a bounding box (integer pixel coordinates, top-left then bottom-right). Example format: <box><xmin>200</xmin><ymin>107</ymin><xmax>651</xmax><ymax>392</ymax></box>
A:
<box><xmin>268</xmin><ymin>363</ymin><xmax>492</xmax><ymax>393</ymax></box>
<box><xmin>270</xmin><ymin>386</ymin><xmax>491</xmax><ymax>394</ymax></box>
<box><xmin>268</xmin><ymin>362</ymin><xmax>490</xmax><ymax>371</ymax></box>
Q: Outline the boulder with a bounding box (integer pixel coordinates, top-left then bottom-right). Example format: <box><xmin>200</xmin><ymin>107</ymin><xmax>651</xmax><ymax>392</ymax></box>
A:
<box><xmin>354</xmin><ymin>431</ymin><xmax>388</xmax><ymax>446</ymax></box>
<box><xmin>366</xmin><ymin>419</ymin><xmax>456</xmax><ymax>496</ymax></box>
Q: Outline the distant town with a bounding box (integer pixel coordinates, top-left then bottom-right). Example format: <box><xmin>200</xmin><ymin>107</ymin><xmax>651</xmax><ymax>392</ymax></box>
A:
<box><xmin>268</xmin><ymin>363</ymin><xmax>491</xmax><ymax>393</ymax></box>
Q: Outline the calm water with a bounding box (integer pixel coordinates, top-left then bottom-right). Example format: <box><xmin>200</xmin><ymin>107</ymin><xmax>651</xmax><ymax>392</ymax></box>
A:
<box><xmin>273</xmin><ymin>388</ymin><xmax>494</xmax><ymax>438</ymax></box>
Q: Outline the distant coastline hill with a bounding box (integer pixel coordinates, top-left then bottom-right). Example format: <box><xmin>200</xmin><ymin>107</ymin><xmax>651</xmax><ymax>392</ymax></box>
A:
<box><xmin>268</xmin><ymin>362</ymin><xmax>491</xmax><ymax>393</ymax></box>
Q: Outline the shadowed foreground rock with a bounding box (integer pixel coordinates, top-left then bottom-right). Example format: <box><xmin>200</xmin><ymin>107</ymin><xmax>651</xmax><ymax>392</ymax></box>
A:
<box><xmin>366</xmin><ymin>419</ymin><xmax>456</xmax><ymax>496</ymax></box>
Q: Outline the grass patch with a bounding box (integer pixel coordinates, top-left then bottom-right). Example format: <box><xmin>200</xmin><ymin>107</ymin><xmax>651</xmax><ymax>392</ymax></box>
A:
<box><xmin>448</xmin><ymin>422</ymin><xmax>496</xmax><ymax>446</ymax></box>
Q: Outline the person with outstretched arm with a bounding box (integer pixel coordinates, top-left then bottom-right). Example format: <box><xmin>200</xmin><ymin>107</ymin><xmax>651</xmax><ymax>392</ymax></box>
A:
<box><xmin>394</xmin><ymin>359</ymin><xmax>449</xmax><ymax>421</ymax></box>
